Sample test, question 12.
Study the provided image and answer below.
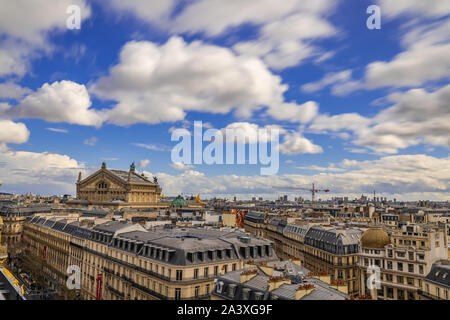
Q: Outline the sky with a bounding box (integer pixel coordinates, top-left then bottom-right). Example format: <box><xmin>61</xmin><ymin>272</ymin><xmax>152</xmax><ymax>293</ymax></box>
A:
<box><xmin>0</xmin><ymin>0</ymin><xmax>449</xmax><ymax>201</ymax></box>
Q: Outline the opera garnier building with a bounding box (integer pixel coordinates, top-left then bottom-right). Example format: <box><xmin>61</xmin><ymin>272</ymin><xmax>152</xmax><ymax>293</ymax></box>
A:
<box><xmin>69</xmin><ymin>162</ymin><xmax>162</xmax><ymax>209</ymax></box>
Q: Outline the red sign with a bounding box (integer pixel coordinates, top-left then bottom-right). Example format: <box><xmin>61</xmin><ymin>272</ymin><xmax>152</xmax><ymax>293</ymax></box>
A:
<box><xmin>43</xmin><ymin>246</ymin><xmax>47</xmax><ymax>259</ymax></box>
<box><xmin>96</xmin><ymin>273</ymin><xmax>103</xmax><ymax>300</ymax></box>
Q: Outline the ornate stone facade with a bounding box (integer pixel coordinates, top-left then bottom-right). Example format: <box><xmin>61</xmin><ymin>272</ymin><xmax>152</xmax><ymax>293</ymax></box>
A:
<box><xmin>75</xmin><ymin>163</ymin><xmax>162</xmax><ymax>209</ymax></box>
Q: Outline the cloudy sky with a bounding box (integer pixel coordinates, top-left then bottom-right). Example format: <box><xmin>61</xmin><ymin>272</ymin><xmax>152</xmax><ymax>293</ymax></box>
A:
<box><xmin>0</xmin><ymin>0</ymin><xmax>449</xmax><ymax>200</ymax></box>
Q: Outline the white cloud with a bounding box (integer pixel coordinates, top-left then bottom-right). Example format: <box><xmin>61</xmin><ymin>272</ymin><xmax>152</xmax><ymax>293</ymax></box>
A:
<box><xmin>132</xmin><ymin>143</ymin><xmax>170</xmax><ymax>152</ymax></box>
<box><xmin>46</xmin><ymin>128</ymin><xmax>69</xmax><ymax>134</ymax></box>
<box><xmin>309</xmin><ymin>85</ymin><xmax>450</xmax><ymax>153</ymax></box>
<box><xmin>377</xmin><ymin>0</ymin><xmax>450</xmax><ymax>19</ymax></box>
<box><xmin>279</xmin><ymin>133</ymin><xmax>323</xmax><ymax>155</ymax></box>
<box><xmin>101</xmin><ymin>0</ymin><xmax>338</xmax><ymax>70</ymax></box>
<box><xmin>139</xmin><ymin>159</ymin><xmax>150</xmax><ymax>168</ymax></box>
<box><xmin>0</xmin><ymin>0</ymin><xmax>91</xmax><ymax>78</ymax></box>
<box><xmin>90</xmin><ymin>37</ymin><xmax>311</xmax><ymax>125</ymax></box>
<box><xmin>84</xmin><ymin>137</ymin><xmax>98</xmax><ymax>146</ymax></box>
<box><xmin>0</xmin><ymin>147</ymin><xmax>86</xmax><ymax>195</ymax></box>
<box><xmin>295</xmin><ymin>165</ymin><xmax>345</xmax><ymax>172</ymax></box>
<box><xmin>309</xmin><ymin>113</ymin><xmax>372</xmax><ymax>133</ymax></box>
<box><xmin>300</xmin><ymin>70</ymin><xmax>362</xmax><ymax>96</ymax></box>
<box><xmin>0</xmin><ymin>81</ymin><xmax>31</xmax><ymax>99</ymax></box>
<box><xmin>0</xmin><ymin>120</ymin><xmax>30</xmax><ymax>144</ymax></box>
<box><xmin>266</xmin><ymin>101</ymin><xmax>319</xmax><ymax>124</ymax></box>
<box><xmin>104</xmin><ymin>0</ymin><xmax>175</xmax><ymax>25</ymax></box>
<box><xmin>221</xmin><ymin>122</ymin><xmax>285</xmax><ymax>144</ymax></box>
<box><xmin>3</xmin><ymin>81</ymin><xmax>103</xmax><ymax>127</ymax></box>
<box><xmin>150</xmin><ymin>154</ymin><xmax>450</xmax><ymax>201</ymax></box>
<box><xmin>301</xmin><ymin>70</ymin><xmax>352</xmax><ymax>93</ymax></box>
<box><xmin>169</xmin><ymin>162</ymin><xmax>196</xmax><ymax>171</ymax></box>
<box><xmin>234</xmin><ymin>12</ymin><xmax>337</xmax><ymax>69</ymax></box>
<box><xmin>171</xmin><ymin>0</ymin><xmax>334</xmax><ymax>37</ymax></box>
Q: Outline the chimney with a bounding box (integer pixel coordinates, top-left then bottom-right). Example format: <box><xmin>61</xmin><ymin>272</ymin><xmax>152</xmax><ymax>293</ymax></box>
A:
<box><xmin>295</xmin><ymin>284</ymin><xmax>315</xmax><ymax>300</ymax></box>
<box><xmin>240</xmin><ymin>269</ymin><xmax>258</xmax><ymax>283</ymax></box>
<box><xmin>268</xmin><ymin>276</ymin><xmax>291</xmax><ymax>291</ymax></box>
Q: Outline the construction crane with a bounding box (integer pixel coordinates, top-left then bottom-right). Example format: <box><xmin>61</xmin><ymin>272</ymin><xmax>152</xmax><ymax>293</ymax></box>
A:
<box><xmin>273</xmin><ymin>183</ymin><xmax>330</xmax><ymax>207</ymax></box>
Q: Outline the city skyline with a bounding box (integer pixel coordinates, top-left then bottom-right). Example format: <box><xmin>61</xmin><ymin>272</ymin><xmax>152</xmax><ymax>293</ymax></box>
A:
<box><xmin>0</xmin><ymin>0</ymin><xmax>449</xmax><ymax>201</ymax></box>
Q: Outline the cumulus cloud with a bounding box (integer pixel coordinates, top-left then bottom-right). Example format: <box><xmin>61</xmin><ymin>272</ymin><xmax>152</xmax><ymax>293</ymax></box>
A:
<box><xmin>309</xmin><ymin>85</ymin><xmax>450</xmax><ymax>153</ymax></box>
<box><xmin>279</xmin><ymin>133</ymin><xmax>323</xmax><ymax>155</ymax></box>
<box><xmin>102</xmin><ymin>0</ymin><xmax>338</xmax><ymax>70</ymax></box>
<box><xmin>266</xmin><ymin>101</ymin><xmax>319</xmax><ymax>124</ymax></box>
<box><xmin>0</xmin><ymin>120</ymin><xmax>30</xmax><ymax>144</ymax></box>
<box><xmin>150</xmin><ymin>154</ymin><xmax>450</xmax><ymax>201</ymax></box>
<box><xmin>139</xmin><ymin>159</ymin><xmax>150</xmax><ymax>168</ymax></box>
<box><xmin>0</xmin><ymin>81</ymin><xmax>31</xmax><ymax>99</ymax></box>
<box><xmin>233</xmin><ymin>12</ymin><xmax>337</xmax><ymax>69</ymax></box>
<box><xmin>221</xmin><ymin>122</ymin><xmax>285</xmax><ymax>144</ymax></box>
<box><xmin>0</xmin><ymin>146</ymin><xmax>86</xmax><ymax>194</ymax></box>
<box><xmin>2</xmin><ymin>81</ymin><xmax>103</xmax><ymax>127</ymax></box>
<box><xmin>90</xmin><ymin>37</ymin><xmax>315</xmax><ymax>125</ymax></box>
<box><xmin>0</xmin><ymin>0</ymin><xmax>91</xmax><ymax>78</ymax></box>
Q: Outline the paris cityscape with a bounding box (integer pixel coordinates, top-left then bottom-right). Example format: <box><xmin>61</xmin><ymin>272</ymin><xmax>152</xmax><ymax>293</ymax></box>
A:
<box><xmin>0</xmin><ymin>0</ymin><xmax>449</xmax><ymax>306</ymax></box>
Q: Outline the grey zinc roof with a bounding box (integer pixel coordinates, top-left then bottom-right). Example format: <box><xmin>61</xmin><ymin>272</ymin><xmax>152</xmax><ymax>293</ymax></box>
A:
<box><xmin>215</xmin><ymin>266</ymin><xmax>348</xmax><ymax>300</ymax></box>
<box><xmin>109</xmin><ymin>169</ymin><xmax>152</xmax><ymax>183</ymax></box>
<box><xmin>93</xmin><ymin>220</ymin><xmax>133</xmax><ymax>233</ymax></box>
<box><xmin>424</xmin><ymin>262</ymin><xmax>450</xmax><ymax>288</ymax></box>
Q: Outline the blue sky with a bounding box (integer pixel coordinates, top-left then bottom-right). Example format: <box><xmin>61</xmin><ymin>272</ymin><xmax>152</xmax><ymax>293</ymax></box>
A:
<box><xmin>0</xmin><ymin>0</ymin><xmax>449</xmax><ymax>200</ymax></box>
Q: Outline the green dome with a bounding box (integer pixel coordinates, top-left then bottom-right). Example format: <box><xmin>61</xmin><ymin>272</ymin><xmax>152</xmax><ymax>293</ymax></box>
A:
<box><xmin>172</xmin><ymin>195</ymin><xmax>187</xmax><ymax>208</ymax></box>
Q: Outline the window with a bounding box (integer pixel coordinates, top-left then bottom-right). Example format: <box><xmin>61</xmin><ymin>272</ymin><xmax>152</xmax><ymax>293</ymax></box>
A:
<box><xmin>204</xmin><ymin>267</ymin><xmax>209</xmax><ymax>278</ymax></box>
<box><xmin>436</xmin><ymin>288</ymin><xmax>440</xmax><ymax>298</ymax></box>
<box><xmin>194</xmin><ymin>269</ymin><xmax>199</xmax><ymax>279</ymax></box>
<box><xmin>223</xmin><ymin>265</ymin><xmax>228</xmax><ymax>273</ymax></box>
<box><xmin>232</xmin><ymin>263</ymin><xmax>236</xmax><ymax>271</ymax></box>
<box><xmin>214</xmin><ymin>266</ymin><xmax>219</xmax><ymax>276</ymax></box>
<box><xmin>408</xmin><ymin>264</ymin><xmax>414</xmax><ymax>273</ymax></box>
<box><xmin>397</xmin><ymin>263</ymin><xmax>403</xmax><ymax>271</ymax></box>
<box><xmin>419</xmin><ymin>265</ymin><xmax>424</xmax><ymax>274</ymax></box>
<box><xmin>176</xmin><ymin>270</ymin><xmax>183</xmax><ymax>281</ymax></box>
<box><xmin>175</xmin><ymin>288</ymin><xmax>181</xmax><ymax>300</ymax></box>
<box><xmin>205</xmin><ymin>284</ymin><xmax>210</xmax><ymax>295</ymax></box>
<box><xmin>195</xmin><ymin>286</ymin><xmax>200</xmax><ymax>298</ymax></box>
